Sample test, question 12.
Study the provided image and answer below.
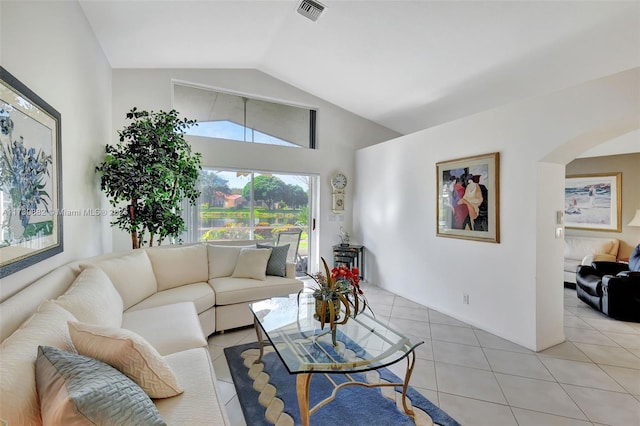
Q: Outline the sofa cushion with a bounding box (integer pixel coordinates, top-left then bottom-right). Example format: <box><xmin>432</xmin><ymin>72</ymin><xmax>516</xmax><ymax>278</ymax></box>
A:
<box><xmin>36</xmin><ymin>345</ymin><xmax>166</xmax><ymax>425</ymax></box>
<box><xmin>126</xmin><ymin>282</ymin><xmax>215</xmax><ymax>314</ymax></box>
<box><xmin>0</xmin><ymin>301</ymin><xmax>77</xmax><ymax>426</ymax></box>
<box><xmin>83</xmin><ymin>249</ymin><xmax>158</xmax><ymax>310</ymax></box>
<box><xmin>257</xmin><ymin>243</ymin><xmax>289</xmax><ymax>277</ymax></box>
<box><xmin>156</xmin><ymin>348</ymin><xmax>230</xmax><ymax>425</ymax></box>
<box><xmin>0</xmin><ymin>264</ymin><xmax>77</xmax><ymax>342</ymax></box>
<box><xmin>54</xmin><ymin>266</ymin><xmax>124</xmax><ymax>328</ymax></box>
<box><xmin>146</xmin><ymin>245</ymin><xmax>208</xmax><ymax>291</ymax></box>
<box><xmin>232</xmin><ymin>248</ymin><xmax>272</xmax><ymax>280</ymax></box>
<box><xmin>68</xmin><ymin>321</ymin><xmax>183</xmax><ymax>398</ymax></box>
<box><xmin>207</xmin><ymin>244</ymin><xmax>250</xmax><ymax>279</ymax></box>
<box><xmin>122</xmin><ymin>302</ymin><xmax>207</xmax><ymax>356</ymax></box>
<box><xmin>211</xmin><ymin>275</ymin><xmax>303</xmax><ymax>306</ymax></box>
<box><xmin>564</xmin><ymin>237</ymin><xmax>619</xmax><ymax>260</ymax></box>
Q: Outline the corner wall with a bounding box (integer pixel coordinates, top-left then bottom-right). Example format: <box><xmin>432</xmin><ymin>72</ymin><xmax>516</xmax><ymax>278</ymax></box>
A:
<box><xmin>355</xmin><ymin>68</ymin><xmax>639</xmax><ymax>351</ymax></box>
<box><xmin>0</xmin><ymin>1</ymin><xmax>112</xmax><ymax>300</ymax></box>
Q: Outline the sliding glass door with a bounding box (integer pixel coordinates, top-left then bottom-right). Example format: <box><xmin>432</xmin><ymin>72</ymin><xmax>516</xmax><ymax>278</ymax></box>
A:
<box><xmin>183</xmin><ymin>168</ymin><xmax>314</xmax><ymax>276</ymax></box>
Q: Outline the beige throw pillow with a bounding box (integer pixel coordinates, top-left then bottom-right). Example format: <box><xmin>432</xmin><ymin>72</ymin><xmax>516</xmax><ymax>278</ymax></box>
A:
<box><xmin>231</xmin><ymin>248</ymin><xmax>272</xmax><ymax>280</ymax></box>
<box><xmin>55</xmin><ymin>267</ymin><xmax>124</xmax><ymax>328</ymax></box>
<box><xmin>207</xmin><ymin>244</ymin><xmax>252</xmax><ymax>279</ymax></box>
<box><xmin>68</xmin><ymin>321</ymin><xmax>183</xmax><ymax>399</ymax></box>
<box><xmin>82</xmin><ymin>250</ymin><xmax>158</xmax><ymax>310</ymax></box>
<box><xmin>0</xmin><ymin>301</ymin><xmax>77</xmax><ymax>426</ymax></box>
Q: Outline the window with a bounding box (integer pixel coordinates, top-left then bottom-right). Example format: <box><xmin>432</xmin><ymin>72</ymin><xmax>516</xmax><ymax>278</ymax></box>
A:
<box><xmin>173</xmin><ymin>83</ymin><xmax>316</xmax><ymax>149</ymax></box>
<box><xmin>182</xmin><ymin>169</ymin><xmax>312</xmax><ymax>276</ymax></box>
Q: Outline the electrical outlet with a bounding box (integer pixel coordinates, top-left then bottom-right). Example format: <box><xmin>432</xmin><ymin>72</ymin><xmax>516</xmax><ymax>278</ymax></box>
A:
<box><xmin>463</xmin><ymin>294</ymin><xmax>470</xmax><ymax>304</ymax></box>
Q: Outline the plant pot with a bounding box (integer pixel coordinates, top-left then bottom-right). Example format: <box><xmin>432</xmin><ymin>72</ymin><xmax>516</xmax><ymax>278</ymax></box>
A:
<box><xmin>314</xmin><ymin>297</ymin><xmax>341</xmax><ymax>323</ymax></box>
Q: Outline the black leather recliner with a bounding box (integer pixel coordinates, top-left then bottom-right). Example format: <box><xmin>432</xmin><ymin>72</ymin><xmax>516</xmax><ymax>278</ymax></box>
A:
<box><xmin>575</xmin><ymin>244</ymin><xmax>640</xmax><ymax>322</ymax></box>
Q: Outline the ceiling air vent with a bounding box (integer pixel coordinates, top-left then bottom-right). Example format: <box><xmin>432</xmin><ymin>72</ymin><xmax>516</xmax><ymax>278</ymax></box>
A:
<box><xmin>297</xmin><ymin>0</ymin><xmax>325</xmax><ymax>22</ymax></box>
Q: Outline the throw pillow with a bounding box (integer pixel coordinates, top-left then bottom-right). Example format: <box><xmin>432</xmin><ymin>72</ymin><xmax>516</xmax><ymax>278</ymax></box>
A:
<box><xmin>0</xmin><ymin>301</ymin><xmax>77</xmax><ymax>426</ymax></box>
<box><xmin>231</xmin><ymin>248</ymin><xmax>272</xmax><ymax>280</ymax></box>
<box><xmin>55</xmin><ymin>266</ymin><xmax>124</xmax><ymax>328</ymax></box>
<box><xmin>207</xmin><ymin>244</ymin><xmax>252</xmax><ymax>279</ymax></box>
<box><xmin>68</xmin><ymin>321</ymin><xmax>183</xmax><ymax>398</ymax></box>
<box><xmin>36</xmin><ymin>345</ymin><xmax>166</xmax><ymax>425</ymax></box>
<box><xmin>82</xmin><ymin>250</ymin><xmax>158</xmax><ymax>310</ymax></box>
<box><xmin>257</xmin><ymin>243</ymin><xmax>289</xmax><ymax>277</ymax></box>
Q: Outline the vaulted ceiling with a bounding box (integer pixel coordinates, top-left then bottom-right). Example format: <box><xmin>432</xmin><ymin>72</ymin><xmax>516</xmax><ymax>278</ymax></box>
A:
<box><xmin>79</xmin><ymin>0</ymin><xmax>640</xmax><ymax>138</ymax></box>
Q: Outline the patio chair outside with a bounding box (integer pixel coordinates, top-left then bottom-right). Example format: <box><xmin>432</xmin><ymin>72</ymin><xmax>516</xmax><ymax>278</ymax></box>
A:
<box><xmin>276</xmin><ymin>229</ymin><xmax>302</xmax><ymax>265</ymax></box>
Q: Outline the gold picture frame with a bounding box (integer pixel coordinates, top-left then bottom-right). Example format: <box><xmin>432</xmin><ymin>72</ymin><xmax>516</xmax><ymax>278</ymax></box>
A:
<box><xmin>436</xmin><ymin>152</ymin><xmax>500</xmax><ymax>243</ymax></box>
<box><xmin>565</xmin><ymin>173</ymin><xmax>621</xmax><ymax>232</ymax></box>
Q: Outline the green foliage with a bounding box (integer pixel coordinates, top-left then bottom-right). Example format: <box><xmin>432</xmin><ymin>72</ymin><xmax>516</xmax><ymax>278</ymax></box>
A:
<box><xmin>241</xmin><ymin>175</ymin><xmax>308</xmax><ymax>210</ymax></box>
<box><xmin>298</xmin><ymin>205</ymin><xmax>308</xmax><ymax>226</ymax></box>
<box><xmin>254</xmin><ymin>221</ymin><xmax>273</xmax><ymax>240</ymax></box>
<box><xmin>96</xmin><ymin>108</ymin><xmax>202</xmax><ymax>248</ymax></box>
<box><xmin>285</xmin><ymin>184</ymin><xmax>307</xmax><ymax>208</ymax></box>
<box><xmin>201</xmin><ymin>223</ymin><xmax>251</xmax><ymax>241</ymax></box>
<box><xmin>242</xmin><ymin>175</ymin><xmax>286</xmax><ymax>210</ymax></box>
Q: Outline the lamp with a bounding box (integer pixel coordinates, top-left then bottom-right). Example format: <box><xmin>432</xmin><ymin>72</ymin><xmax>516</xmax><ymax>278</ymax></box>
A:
<box><xmin>628</xmin><ymin>209</ymin><xmax>640</xmax><ymax>227</ymax></box>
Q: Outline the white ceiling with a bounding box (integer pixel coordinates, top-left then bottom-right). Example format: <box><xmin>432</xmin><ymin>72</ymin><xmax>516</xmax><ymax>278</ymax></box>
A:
<box><xmin>79</xmin><ymin>0</ymin><xmax>640</xmax><ymax>138</ymax></box>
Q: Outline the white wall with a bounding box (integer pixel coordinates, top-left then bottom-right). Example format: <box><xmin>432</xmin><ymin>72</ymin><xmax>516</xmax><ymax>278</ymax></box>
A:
<box><xmin>0</xmin><ymin>1</ymin><xmax>112</xmax><ymax>300</ymax></box>
<box><xmin>111</xmin><ymin>69</ymin><xmax>399</xmax><ymax>264</ymax></box>
<box><xmin>355</xmin><ymin>68</ymin><xmax>640</xmax><ymax>351</ymax></box>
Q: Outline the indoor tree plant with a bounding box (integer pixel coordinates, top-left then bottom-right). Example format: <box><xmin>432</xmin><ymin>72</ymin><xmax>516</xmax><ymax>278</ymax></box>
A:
<box><xmin>96</xmin><ymin>108</ymin><xmax>201</xmax><ymax>248</ymax></box>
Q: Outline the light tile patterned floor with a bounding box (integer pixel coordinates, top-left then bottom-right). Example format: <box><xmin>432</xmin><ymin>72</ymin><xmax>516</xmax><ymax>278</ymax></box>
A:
<box><xmin>208</xmin><ymin>286</ymin><xmax>640</xmax><ymax>426</ymax></box>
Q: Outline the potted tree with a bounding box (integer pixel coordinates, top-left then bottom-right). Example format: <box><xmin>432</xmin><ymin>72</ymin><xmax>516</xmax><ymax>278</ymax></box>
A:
<box><xmin>96</xmin><ymin>108</ymin><xmax>201</xmax><ymax>248</ymax></box>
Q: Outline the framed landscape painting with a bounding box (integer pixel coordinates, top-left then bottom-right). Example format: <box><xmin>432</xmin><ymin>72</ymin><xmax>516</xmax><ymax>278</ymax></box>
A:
<box><xmin>565</xmin><ymin>173</ymin><xmax>621</xmax><ymax>232</ymax></box>
<box><xmin>436</xmin><ymin>152</ymin><xmax>500</xmax><ymax>243</ymax></box>
<box><xmin>0</xmin><ymin>67</ymin><xmax>63</xmax><ymax>278</ymax></box>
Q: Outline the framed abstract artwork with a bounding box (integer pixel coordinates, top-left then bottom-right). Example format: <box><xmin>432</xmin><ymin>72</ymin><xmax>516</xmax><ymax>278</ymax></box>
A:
<box><xmin>0</xmin><ymin>67</ymin><xmax>63</xmax><ymax>278</ymax></box>
<box><xmin>565</xmin><ymin>173</ymin><xmax>621</xmax><ymax>232</ymax></box>
<box><xmin>436</xmin><ymin>152</ymin><xmax>500</xmax><ymax>243</ymax></box>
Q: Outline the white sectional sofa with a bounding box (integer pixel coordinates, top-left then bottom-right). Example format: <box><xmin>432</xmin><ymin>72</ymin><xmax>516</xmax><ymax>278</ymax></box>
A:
<box><xmin>0</xmin><ymin>242</ymin><xmax>303</xmax><ymax>425</ymax></box>
<box><xmin>563</xmin><ymin>236</ymin><xmax>620</xmax><ymax>285</ymax></box>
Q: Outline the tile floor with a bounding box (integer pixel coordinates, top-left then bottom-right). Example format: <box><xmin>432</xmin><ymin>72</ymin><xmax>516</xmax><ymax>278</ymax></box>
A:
<box><xmin>208</xmin><ymin>285</ymin><xmax>640</xmax><ymax>426</ymax></box>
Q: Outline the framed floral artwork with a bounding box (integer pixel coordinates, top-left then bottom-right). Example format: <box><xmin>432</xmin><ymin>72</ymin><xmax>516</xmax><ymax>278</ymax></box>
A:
<box><xmin>0</xmin><ymin>67</ymin><xmax>63</xmax><ymax>278</ymax></box>
<box><xmin>436</xmin><ymin>152</ymin><xmax>500</xmax><ymax>243</ymax></box>
<box><xmin>564</xmin><ymin>173</ymin><xmax>621</xmax><ymax>232</ymax></box>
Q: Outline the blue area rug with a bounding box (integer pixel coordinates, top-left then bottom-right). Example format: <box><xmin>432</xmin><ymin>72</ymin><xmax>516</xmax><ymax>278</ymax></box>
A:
<box><xmin>224</xmin><ymin>341</ymin><xmax>461</xmax><ymax>426</ymax></box>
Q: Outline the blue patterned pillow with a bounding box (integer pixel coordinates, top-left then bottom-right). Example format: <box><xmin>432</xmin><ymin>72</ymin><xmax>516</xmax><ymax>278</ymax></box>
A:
<box><xmin>36</xmin><ymin>345</ymin><xmax>166</xmax><ymax>425</ymax></box>
<box><xmin>257</xmin><ymin>243</ymin><xmax>289</xmax><ymax>277</ymax></box>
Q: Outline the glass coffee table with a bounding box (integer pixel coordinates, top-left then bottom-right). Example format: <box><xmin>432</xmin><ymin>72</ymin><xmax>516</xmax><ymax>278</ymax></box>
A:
<box><xmin>249</xmin><ymin>293</ymin><xmax>424</xmax><ymax>426</ymax></box>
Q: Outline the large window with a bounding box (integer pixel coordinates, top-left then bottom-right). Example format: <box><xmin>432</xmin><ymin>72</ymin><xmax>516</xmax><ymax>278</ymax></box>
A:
<box><xmin>183</xmin><ymin>169</ymin><xmax>312</xmax><ymax>275</ymax></box>
<box><xmin>173</xmin><ymin>83</ymin><xmax>316</xmax><ymax>149</ymax></box>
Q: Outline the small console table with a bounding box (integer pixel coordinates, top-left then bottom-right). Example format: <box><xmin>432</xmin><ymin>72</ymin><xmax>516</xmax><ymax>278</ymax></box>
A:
<box><xmin>332</xmin><ymin>244</ymin><xmax>365</xmax><ymax>280</ymax></box>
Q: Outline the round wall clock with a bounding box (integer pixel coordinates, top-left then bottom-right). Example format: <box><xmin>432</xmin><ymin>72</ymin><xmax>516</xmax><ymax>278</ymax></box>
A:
<box><xmin>331</xmin><ymin>172</ymin><xmax>347</xmax><ymax>190</ymax></box>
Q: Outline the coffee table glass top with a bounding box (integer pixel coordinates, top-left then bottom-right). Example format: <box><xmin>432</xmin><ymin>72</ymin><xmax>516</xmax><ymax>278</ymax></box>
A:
<box><xmin>250</xmin><ymin>293</ymin><xmax>423</xmax><ymax>374</ymax></box>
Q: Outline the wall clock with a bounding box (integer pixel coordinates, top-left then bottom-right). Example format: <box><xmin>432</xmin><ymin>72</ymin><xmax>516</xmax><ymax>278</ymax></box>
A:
<box><xmin>331</xmin><ymin>172</ymin><xmax>347</xmax><ymax>190</ymax></box>
<box><xmin>331</xmin><ymin>172</ymin><xmax>347</xmax><ymax>213</ymax></box>
<box><xmin>332</xmin><ymin>191</ymin><xmax>345</xmax><ymax>213</ymax></box>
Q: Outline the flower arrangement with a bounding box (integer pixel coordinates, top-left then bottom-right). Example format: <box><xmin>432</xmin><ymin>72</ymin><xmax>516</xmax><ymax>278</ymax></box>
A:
<box><xmin>307</xmin><ymin>257</ymin><xmax>371</xmax><ymax>332</ymax></box>
<box><xmin>0</xmin><ymin>114</ymin><xmax>53</xmax><ymax>235</ymax></box>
